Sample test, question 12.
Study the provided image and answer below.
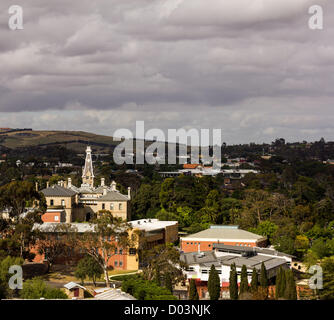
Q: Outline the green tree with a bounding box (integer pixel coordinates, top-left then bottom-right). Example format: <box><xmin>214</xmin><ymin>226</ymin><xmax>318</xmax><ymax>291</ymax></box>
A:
<box><xmin>164</xmin><ymin>273</ymin><xmax>173</xmax><ymax>293</ymax></box>
<box><xmin>189</xmin><ymin>279</ymin><xmax>199</xmax><ymax>300</ymax></box>
<box><xmin>275</xmin><ymin>267</ymin><xmax>286</xmax><ymax>299</ymax></box>
<box><xmin>0</xmin><ymin>181</ymin><xmax>43</xmax><ymax>220</ymax></box>
<box><xmin>74</xmin><ymin>212</ymin><xmax>135</xmax><ymax>288</ymax></box>
<box><xmin>229</xmin><ymin>263</ymin><xmax>238</xmax><ymax>300</ymax></box>
<box><xmin>319</xmin><ymin>256</ymin><xmax>334</xmax><ymax>299</ymax></box>
<box><xmin>20</xmin><ymin>278</ymin><xmax>67</xmax><ymax>299</ymax></box>
<box><xmin>74</xmin><ymin>259</ymin><xmax>87</xmax><ymax>285</ymax></box>
<box><xmin>239</xmin><ymin>265</ymin><xmax>249</xmax><ymax>295</ymax></box>
<box><xmin>284</xmin><ymin>269</ymin><xmax>297</xmax><ymax>300</ymax></box>
<box><xmin>250</xmin><ymin>267</ymin><xmax>258</xmax><ymax>294</ymax></box>
<box><xmin>259</xmin><ymin>262</ymin><xmax>268</xmax><ymax>299</ymax></box>
<box><xmin>208</xmin><ymin>264</ymin><xmax>220</xmax><ymax>300</ymax></box>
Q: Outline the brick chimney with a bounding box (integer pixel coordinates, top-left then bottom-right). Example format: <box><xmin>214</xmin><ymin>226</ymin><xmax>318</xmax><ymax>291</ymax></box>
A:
<box><xmin>101</xmin><ymin>178</ymin><xmax>105</xmax><ymax>187</ymax></box>
<box><xmin>128</xmin><ymin>187</ymin><xmax>131</xmax><ymax>200</ymax></box>
<box><xmin>68</xmin><ymin>177</ymin><xmax>72</xmax><ymax>188</ymax></box>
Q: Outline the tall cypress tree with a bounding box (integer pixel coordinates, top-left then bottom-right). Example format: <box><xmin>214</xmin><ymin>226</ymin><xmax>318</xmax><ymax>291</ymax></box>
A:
<box><xmin>250</xmin><ymin>267</ymin><xmax>258</xmax><ymax>293</ymax></box>
<box><xmin>260</xmin><ymin>262</ymin><xmax>268</xmax><ymax>299</ymax></box>
<box><xmin>240</xmin><ymin>265</ymin><xmax>249</xmax><ymax>295</ymax></box>
<box><xmin>284</xmin><ymin>269</ymin><xmax>297</xmax><ymax>300</ymax></box>
<box><xmin>208</xmin><ymin>264</ymin><xmax>220</xmax><ymax>300</ymax></box>
<box><xmin>189</xmin><ymin>279</ymin><xmax>199</xmax><ymax>300</ymax></box>
<box><xmin>229</xmin><ymin>263</ymin><xmax>238</xmax><ymax>300</ymax></box>
<box><xmin>275</xmin><ymin>267</ymin><xmax>281</xmax><ymax>299</ymax></box>
<box><xmin>276</xmin><ymin>267</ymin><xmax>286</xmax><ymax>299</ymax></box>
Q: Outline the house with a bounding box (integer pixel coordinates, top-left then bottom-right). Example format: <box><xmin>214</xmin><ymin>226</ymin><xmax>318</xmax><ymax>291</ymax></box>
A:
<box><xmin>64</xmin><ymin>282</ymin><xmax>87</xmax><ymax>299</ymax></box>
<box><xmin>180</xmin><ymin>225</ymin><xmax>267</xmax><ymax>253</ymax></box>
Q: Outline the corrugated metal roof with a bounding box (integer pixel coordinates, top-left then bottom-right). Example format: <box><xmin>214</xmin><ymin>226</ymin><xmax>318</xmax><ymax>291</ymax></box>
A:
<box><xmin>64</xmin><ymin>282</ymin><xmax>86</xmax><ymax>290</ymax></box>
<box><xmin>93</xmin><ymin>289</ymin><xmax>136</xmax><ymax>300</ymax></box>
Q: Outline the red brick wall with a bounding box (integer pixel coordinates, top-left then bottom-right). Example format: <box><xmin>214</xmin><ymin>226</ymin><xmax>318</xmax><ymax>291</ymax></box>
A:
<box><xmin>41</xmin><ymin>212</ymin><xmax>62</xmax><ymax>223</ymax></box>
<box><xmin>181</xmin><ymin>240</ymin><xmax>257</xmax><ymax>252</ymax></box>
<box><xmin>31</xmin><ymin>239</ymin><xmax>128</xmax><ymax>270</ymax></box>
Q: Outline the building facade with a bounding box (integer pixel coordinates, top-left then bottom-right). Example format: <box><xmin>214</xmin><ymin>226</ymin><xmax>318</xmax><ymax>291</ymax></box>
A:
<box><xmin>180</xmin><ymin>225</ymin><xmax>267</xmax><ymax>253</ymax></box>
<box><xmin>41</xmin><ymin>146</ymin><xmax>131</xmax><ymax>223</ymax></box>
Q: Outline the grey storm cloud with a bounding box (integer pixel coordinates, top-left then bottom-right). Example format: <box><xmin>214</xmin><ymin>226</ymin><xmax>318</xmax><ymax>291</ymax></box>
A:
<box><xmin>0</xmin><ymin>0</ymin><xmax>333</xmax><ymax>144</ymax></box>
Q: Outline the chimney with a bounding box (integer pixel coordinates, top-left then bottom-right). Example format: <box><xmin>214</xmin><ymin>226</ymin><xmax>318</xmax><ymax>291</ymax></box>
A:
<box><xmin>64</xmin><ymin>180</ymin><xmax>67</xmax><ymax>188</ymax></box>
<box><xmin>101</xmin><ymin>178</ymin><xmax>105</xmax><ymax>187</ymax></box>
<box><xmin>128</xmin><ymin>187</ymin><xmax>131</xmax><ymax>200</ymax></box>
<box><xmin>111</xmin><ymin>181</ymin><xmax>116</xmax><ymax>192</ymax></box>
<box><xmin>198</xmin><ymin>243</ymin><xmax>201</xmax><ymax>254</ymax></box>
<box><xmin>103</xmin><ymin>188</ymin><xmax>107</xmax><ymax>196</ymax></box>
<box><xmin>60</xmin><ymin>180</ymin><xmax>64</xmax><ymax>187</ymax></box>
<box><xmin>35</xmin><ymin>182</ymin><xmax>38</xmax><ymax>191</ymax></box>
<box><xmin>68</xmin><ymin>177</ymin><xmax>72</xmax><ymax>188</ymax></box>
<box><xmin>46</xmin><ymin>181</ymin><xmax>49</xmax><ymax>188</ymax></box>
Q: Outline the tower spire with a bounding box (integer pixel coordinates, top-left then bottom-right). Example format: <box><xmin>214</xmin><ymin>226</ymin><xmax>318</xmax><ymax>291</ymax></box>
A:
<box><xmin>82</xmin><ymin>146</ymin><xmax>94</xmax><ymax>187</ymax></box>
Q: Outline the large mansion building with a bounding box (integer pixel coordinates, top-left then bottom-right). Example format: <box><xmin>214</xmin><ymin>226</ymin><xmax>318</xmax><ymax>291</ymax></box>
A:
<box><xmin>41</xmin><ymin>146</ymin><xmax>131</xmax><ymax>223</ymax></box>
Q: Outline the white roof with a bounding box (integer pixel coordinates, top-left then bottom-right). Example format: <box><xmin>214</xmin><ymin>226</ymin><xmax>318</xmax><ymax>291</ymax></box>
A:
<box><xmin>33</xmin><ymin>222</ymin><xmax>95</xmax><ymax>233</ymax></box>
<box><xmin>64</xmin><ymin>282</ymin><xmax>86</xmax><ymax>290</ymax></box>
<box><xmin>93</xmin><ymin>289</ymin><xmax>136</xmax><ymax>300</ymax></box>
<box><xmin>181</xmin><ymin>226</ymin><xmax>266</xmax><ymax>242</ymax></box>
<box><xmin>129</xmin><ymin>219</ymin><xmax>178</xmax><ymax>232</ymax></box>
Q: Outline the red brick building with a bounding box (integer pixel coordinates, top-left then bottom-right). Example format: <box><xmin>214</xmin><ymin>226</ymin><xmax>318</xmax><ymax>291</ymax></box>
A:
<box><xmin>180</xmin><ymin>225</ymin><xmax>267</xmax><ymax>253</ymax></box>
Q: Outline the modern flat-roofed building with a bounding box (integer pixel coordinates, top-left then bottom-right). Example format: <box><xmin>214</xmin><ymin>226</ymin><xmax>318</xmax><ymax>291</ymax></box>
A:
<box><xmin>180</xmin><ymin>245</ymin><xmax>291</xmax><ymax>299</ymax></box>
<box><xmin>180</xmin><ymin>225</ymin><xmax>267</xmax><ymax>253</ymax></box>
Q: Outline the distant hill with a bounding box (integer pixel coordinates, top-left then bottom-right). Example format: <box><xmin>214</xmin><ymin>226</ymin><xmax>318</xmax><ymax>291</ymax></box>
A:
<box><xmin>0</xmin><ymin>130</ymin><xmax>125</xmax><ymax>153</ymax></box>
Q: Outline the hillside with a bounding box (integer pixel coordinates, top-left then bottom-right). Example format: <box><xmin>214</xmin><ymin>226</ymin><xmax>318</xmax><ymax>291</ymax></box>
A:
<box><xmin>0</xmin><ymin>130</ymin><xmax>123</xmax><ymax>153</ymax></box>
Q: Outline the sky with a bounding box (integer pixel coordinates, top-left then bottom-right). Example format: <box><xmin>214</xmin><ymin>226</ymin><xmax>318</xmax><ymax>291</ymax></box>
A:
<box><xmin>0</xmin><ymin>0</ymin><xmax>333</xmax><ymax>144</ymax></box>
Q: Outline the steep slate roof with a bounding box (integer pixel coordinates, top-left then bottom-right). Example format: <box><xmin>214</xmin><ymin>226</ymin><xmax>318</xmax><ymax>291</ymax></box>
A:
<box><xmin>41</xmin><ymin>185</ymin><xmax>77</xmax><ymax>197</ymax></box>
<box><xmin>182</xmin><ymin>226</ymin><xmax>265</xmax><ymax>241</ymax></box>
<box><xmin>96</xmin><ymin>191</ymin><xmax>129</xmax><ymax>201</ymax></box>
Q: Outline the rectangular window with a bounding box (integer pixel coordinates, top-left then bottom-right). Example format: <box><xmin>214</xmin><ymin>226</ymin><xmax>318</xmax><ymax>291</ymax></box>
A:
<box><xmin>119</xmin><ymin>203</ymin><xmax>123</xmax><ymax>210</ymax></box>
<box><xmin>129</xmin><ymin>248</ymin><xmax>136</xmax><ymax>255</ymax></box>
<box><xmin>102</xmin><ymin>203</ymin><xmax>105</xmax><ymax>210</ymax></box>
<box><xmin>61</xmin><ymin>199</ymin><xmax>65</xmax><ymax>206</ymax></box>
<box><xmin>114</xmin><ymin>261</ymin><xmax>118</xmax><ymax>267</ymax></box>
<box><xmin>119</xmin><ymin>261</ymin><xmax>123</xmax><ymax>267</ymax></box>
<box><xmin>119</xmin><ymin>249</ymin><xmax>123</xmax><ymax>255</ymax></box>
<box><xmin>50</xmin><ymin>199</ymin><xmax>54</xmax><ymax>206</ymax></box>
<box><xmin>110</xmin><ymin>203</ymin><xmax>114</xmax><ymax>210</ymax></box>
<box><xmin>54</xmin><ymin>216</ymin><xmax>59</xmax><ymax>221</ymax></box>
<box><xmin>115</xmin><ymin>248</ymin><xmax>118</xmax><ymax>254</ymax></box>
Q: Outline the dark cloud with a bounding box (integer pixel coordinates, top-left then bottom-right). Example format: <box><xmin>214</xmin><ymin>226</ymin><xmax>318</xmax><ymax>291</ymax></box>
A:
<box><xmin>0</xmin><ymin>0</ymin><xmax>333</xmax><ymax>143</ymax></box>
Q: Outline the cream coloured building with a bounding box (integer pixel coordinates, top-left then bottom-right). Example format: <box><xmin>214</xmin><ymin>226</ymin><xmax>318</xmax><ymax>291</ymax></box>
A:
<box><xmin>41</xmin><ymin>146</ymin><xmax>131</xmax><ymax>222</ymax></box>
